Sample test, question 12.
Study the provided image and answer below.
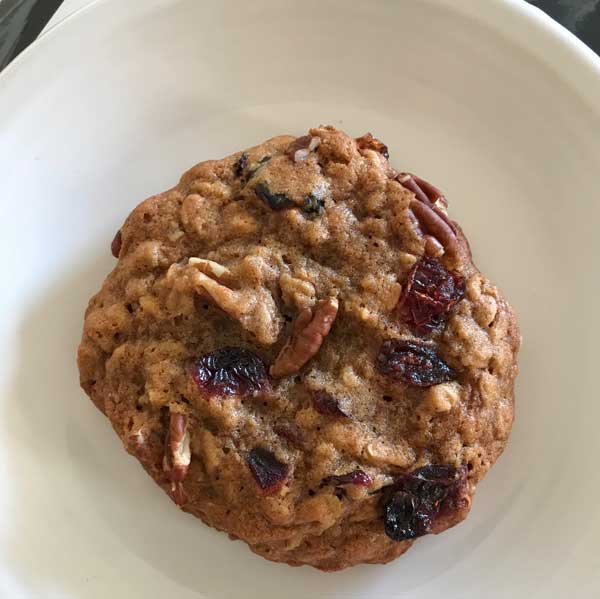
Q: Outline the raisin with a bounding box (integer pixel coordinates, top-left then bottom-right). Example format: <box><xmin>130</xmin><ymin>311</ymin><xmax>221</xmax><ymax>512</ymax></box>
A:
<box><xmin>246</xmin><ymin>447</ymin><xmax>289</xmax><ymax>492</ymax></box>
<box><xmin>376</xmin><ymin>339</ymin><xmax>456</xmax><ymax>387</ymax></box>
<box><xmin>111</xmin><ymin>230</ymin><xmax>122</xmax><ymax>258</ymax></box>
<box><xmin>255</xmin><ymin>183</ymin><xmax>294</xmax><ymax>210</ymax></box>
<box><xmin>303</xmin><ymin>194</ymin><xmax>325</xmax><ymax>215</ymax></box>
<box><xmin>384</xmin><ymin>491</ymin><xmax>430</xmax><ymax>540</ymax></box>
<box><xmin>235</xmin><ymin>152</ymin><xmax>248</xmax><ymax>177</ymax></box>
<box><xmin>382</xmin><ymin>465</ymin><xmax>467</xmax><ymax>541</ymax></box>
<box><xmin>321</xmin><ymin>470</ymin><xmax>373</xmax><ymax>488</ymax></box>
<box><xmin>192</xmin><ymin>347</ymin><xmax>268</xmax><ymax>397</ymax></box>
<box><xmin>398</xmin><ymin>257</ymin><xmax>465</xmax><ymax>334</ymax></box>
<box><xmin>312</xmin><ymin>390</ymin><xmax>348</xmax><ymax>417</ymax></box>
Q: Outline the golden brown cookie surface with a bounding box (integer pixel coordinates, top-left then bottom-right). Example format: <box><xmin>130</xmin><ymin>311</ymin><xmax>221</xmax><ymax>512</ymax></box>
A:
<box><xmin>77</xmin><ymin>126</ymin><xmax>519</xmax><ymax>571</ymax></box>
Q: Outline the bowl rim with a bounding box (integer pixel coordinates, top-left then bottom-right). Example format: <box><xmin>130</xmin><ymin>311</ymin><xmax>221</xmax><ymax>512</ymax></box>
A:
<box><xmin>2</xmin><ymin>0</ymin><xmax>600</xmax><ymax>108</ymax></box>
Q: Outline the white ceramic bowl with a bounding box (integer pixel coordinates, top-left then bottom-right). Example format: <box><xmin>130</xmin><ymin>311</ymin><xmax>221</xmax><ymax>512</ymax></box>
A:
<box><xmin>1</xmin><ymin>1</ymin><xmax>599</xmax><ymax>597</ymax></box>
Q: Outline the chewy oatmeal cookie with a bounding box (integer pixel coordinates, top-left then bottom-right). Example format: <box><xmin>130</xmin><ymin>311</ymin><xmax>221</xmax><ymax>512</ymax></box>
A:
<box><xmin>77</xmin><ymin>126</ymin><xmax>519</xmax><ymax>571</ymax></box>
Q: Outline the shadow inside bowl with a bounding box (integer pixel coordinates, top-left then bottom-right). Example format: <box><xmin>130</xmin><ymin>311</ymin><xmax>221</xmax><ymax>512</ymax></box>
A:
<box><xmin>3</xmin><ymin>250</ymin><xmax>526</xmax><ymax>599</ymax></box>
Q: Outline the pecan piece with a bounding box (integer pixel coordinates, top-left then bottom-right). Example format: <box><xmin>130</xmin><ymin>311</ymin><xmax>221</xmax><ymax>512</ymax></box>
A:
<box><xmin>163</xmin><ymin>412</ymin><xmax>191</xmax><ymax>505</ymax></box>
<box><xmin>412</xmin><ymin>175</ymin><xmax>448</xmax><ymax>210</ymax></box>
<box><xmin>356</xmin><ymin>132</ymin><xmax>389</xmax><ymax>159</ymax></box>
<box><xmin>166</xmin><ymin>259</ymin><xmax>281</xmax><ymax>345</ymax></box>
<box><xmin>270</xmin><ymin>297</ymin><xmax>339</xmax><ymax>377</ymax></box>
<box><xmin>286</xmin><ymin>135</ymin><xmax>321</xmax><ymax>162</ymax></box>
<box><xmin>396</xmin><ymin>172</ymin><xmax>467</xmax><ymax>259</ymax></box>
<box><xmin>111</xmin><ymin>230</ymin><xmax>122</xmax><ymax>258</ymax></box>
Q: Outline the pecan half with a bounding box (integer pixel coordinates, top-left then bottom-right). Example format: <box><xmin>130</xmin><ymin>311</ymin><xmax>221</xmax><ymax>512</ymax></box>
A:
<box><xmin>270</xmin><ymin>297</ymin><xmax>339</xmax><ymax>377</ymax></box>
<box><xmin>397</xmin><ymin>173</ymin><xmax>455</xmax><ymax>231</ymax></box>
<box><xmin>397</xmin><ymin>173</ymin><xmax>468</xmax><ymax>261</ymax></box>
<box><xmin>410</xmin><ymin>200</ymin><xmax>465</xmax><ymax>260</ymax></box>
<box><xmin>412</xmin><ymin>175</ymin><xmax>448</xmax><ymax>210</ymax></box>
<box><xmin>163</xmin><ymin>412</ymin><xmax>191</xmax><ymax>505</ymax></box>
<box><xmin>356</xmin><ymin>132</ymin><xmax>389</xmax><ymax>159</ymax></box>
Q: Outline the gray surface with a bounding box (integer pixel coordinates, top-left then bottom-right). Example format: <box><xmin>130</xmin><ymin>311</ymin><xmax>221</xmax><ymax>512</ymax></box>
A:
<box><xmin>0</xmin><ymin>0</ymin><xmax>37</xmax><ymax>70</ymax></box>
<box><xmin>529</xmin><ymin>0</ymin><xmax>600</xmax><ymax>53</ymax></box>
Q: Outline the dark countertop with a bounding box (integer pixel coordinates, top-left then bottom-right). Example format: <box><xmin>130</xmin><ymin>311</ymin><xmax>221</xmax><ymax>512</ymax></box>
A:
<box><xmin>529</xmin><ymin>0</ymin><xmax>600</xmax><ymax>50</ymax></box>
<box><xmin>0</xmin><ymin>0</ymin><xmax>599</xmax><ymax>71</ymax></box>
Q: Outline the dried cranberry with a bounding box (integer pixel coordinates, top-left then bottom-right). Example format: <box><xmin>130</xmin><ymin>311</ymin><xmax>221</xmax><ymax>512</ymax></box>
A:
<box><xmin>255</xmin><ymin>183</ymin><xmax>294</xmax><ymax>210</ymax></box>
<box><xmin>192</xmin><ymin>347</ymin><xmax>268</xmax><ymax>397</ymax></box>
<box><xmin>246</xmin><ymin>447</ymin><xmax>289</xmax><ymax>492</ymax></box>
<box><xmin>321</xmin><ymin>470</ymin><xmax>373</xmax><ymax>488</ymax></box>
<box><xmin>384</xmin><ymin>491</ymin><xmax>430</xmax><ymax>540</ymax></box>
<box><xmin>376</xmin><ymin>340</ymin><xmax>456</xmax><ymax>387</ymax></box>
<box><xmin>235</xmin><ymin>152</ymin><xmax>248</xmax><ymax>177</ymax></box>
<box><xmin>312</xmin><ymin>390</ymin><xmax>348</xmax><ymax>417</ymax></box>
<box><xmin>383</xmin><ymin>465</ymin><xmax>467</xmax><ymax>541</ymax></box>
<box><xmin>404</xmin><ymin>465</ymin><xmax>463</xmax><ymax>506</ymax></box>
<box><xmin>398</xmin><ymin>257</ymin><xmax>465</xmax><ymax>334</ymax></box>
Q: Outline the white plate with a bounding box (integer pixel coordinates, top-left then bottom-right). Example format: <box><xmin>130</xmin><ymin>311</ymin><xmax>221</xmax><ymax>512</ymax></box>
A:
<box><xmin>1</xmin><ymin>1</ymin><xmax>599</xmax><ymax>597</ymax></box>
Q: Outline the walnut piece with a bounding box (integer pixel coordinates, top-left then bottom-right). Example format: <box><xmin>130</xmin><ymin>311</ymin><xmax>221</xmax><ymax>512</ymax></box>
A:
<box><xmin>270</xmin><ymin>297</ymin><xmax>339</xmax><ymax>377</ymax></box>
<box><xmin>163</xmin><ymin>412</ymin><xmax>191</xmax><ymax>506</ymax></box>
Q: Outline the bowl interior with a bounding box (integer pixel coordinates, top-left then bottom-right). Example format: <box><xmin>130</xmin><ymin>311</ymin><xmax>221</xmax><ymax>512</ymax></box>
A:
<box><xmin>1</xmin><ymin>1</ymin><xmax>599</xmax><ymax>597</ymax></box>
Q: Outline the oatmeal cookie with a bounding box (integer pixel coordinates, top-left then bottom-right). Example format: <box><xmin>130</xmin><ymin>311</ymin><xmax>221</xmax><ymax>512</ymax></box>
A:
<box><xmin>77</xmin><ymin>126</ymin><xmax>519</xmax><ymax>571</ymax></box>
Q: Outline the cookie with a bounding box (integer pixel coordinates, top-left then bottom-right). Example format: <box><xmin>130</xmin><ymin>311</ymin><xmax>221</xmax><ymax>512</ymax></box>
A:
<box><xmin>77</xmin><ymin>126</ymin><xmax>519</xmax><ymax>571</ymax></box>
